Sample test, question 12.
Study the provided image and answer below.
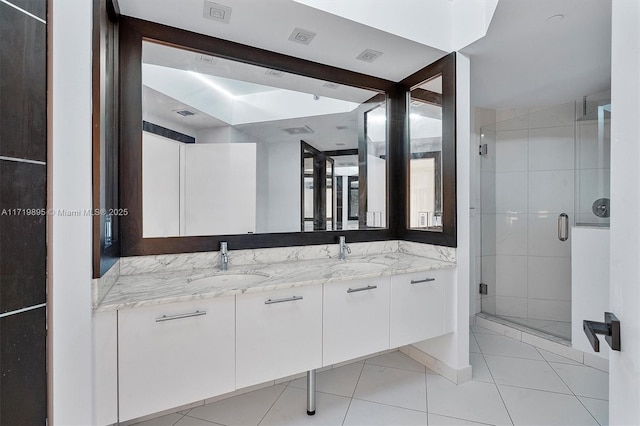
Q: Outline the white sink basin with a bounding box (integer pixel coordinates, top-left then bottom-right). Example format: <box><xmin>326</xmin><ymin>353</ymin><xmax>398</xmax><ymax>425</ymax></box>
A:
<box><xmin>189</xmin><ymin>272</ymin><xmax>269</xmax><ymax>287</ymax></box>
<box><xmin>329</xmin><ymin>262</ymin><xmax>388</xmax><ymax>274</ymax></box>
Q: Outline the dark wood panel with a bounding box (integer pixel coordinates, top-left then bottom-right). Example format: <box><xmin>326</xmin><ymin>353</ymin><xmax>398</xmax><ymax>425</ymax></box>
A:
<box><xmin>0</xmin><ymin>2</ymin><xmax>46</xmax><ymax>162</ymax></box>
<box><xmin>0</xmin><ymin>161</ymin><xmax>46</xmax><ymax>313</ymax></box>
<box><xmin>0</xmin><ymin>307</ymin><xmax>47</xmax><ymax>426</ymax></box>
<box><xmin>143</xmin><ymin>121</ymin><xmax>195</xmax><ymax>143</ymax></box>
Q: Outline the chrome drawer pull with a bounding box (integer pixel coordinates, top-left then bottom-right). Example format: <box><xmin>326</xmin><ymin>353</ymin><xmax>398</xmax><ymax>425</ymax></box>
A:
<box><xmin>411</xmin><ymin>277</ymin><xmax>436</xmax><ymax>284</ymax></box>
<box><xmin>347</xmin><ymin>285</ymin><xmax>377</xmax><ymax>293</ymax></box>
<box><xmin>264</xmin><ymin>296</ymin><xmax>303</xmax><ymax>304</ymax></box>
<box><xmin>155</xmin><ymin>310</ymin><xmax>206</xmax><ymax>322</ymax></box>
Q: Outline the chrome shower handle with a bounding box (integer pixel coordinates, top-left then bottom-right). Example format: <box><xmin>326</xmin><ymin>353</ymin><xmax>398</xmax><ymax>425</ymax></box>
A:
<box><xmin>558</xmin><ymin>213</ymin><xmax>569</xmax><ymax>241</ymax></box>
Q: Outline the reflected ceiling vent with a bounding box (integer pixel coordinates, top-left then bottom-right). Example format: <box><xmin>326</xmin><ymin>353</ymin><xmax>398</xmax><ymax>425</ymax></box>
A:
<box><xmin>175</xmin><ymin>109</ymin><xmax>196</xmax><ymax>117</ymax></box>
<box><xmin>265</xmin><ymin>69</ymin><xmax>284</xmax><ymax>77</ymax></box>
<box><xmin>336</xmin><ymin>125</ymin><xmax>349</xmax><ymax>130</ymax></box>
<box><xmin>323</xmin><ymin>82</ymin><xmax>340</xmax><ymax>89</ymax></box>
<box><xmin>356</xmin><ymin>49</ymin><xmax>383</xmax><ymax>63</ymax></box>
<box><xmin>203</xmin><ymin>1</ymin><xmax>232</xmax><ymax>24</ymax></box>
<box><xmin>194</xmin><ymin>54</ymin><xmax>217</xmax><ymax>66</ymax></box>
<box><xmin>288</xmin><ymin>28</ymin><xmax>316</xmax><ymax>45</ymax></box>
<box><xmin>282</xmin><ymin>125</ymin><xmax>314</xmax><ymax>135</ymax></box>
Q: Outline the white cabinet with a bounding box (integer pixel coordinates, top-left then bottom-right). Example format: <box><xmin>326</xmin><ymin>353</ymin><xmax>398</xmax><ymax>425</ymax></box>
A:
<box><xmin>389</xmin><ymin>268</ymin><xmax>453</xmax><ymax>348</ymax></box>
<box><xmin>323</xmin><ymin>277</ymin><xmax>390</xmax><ymax>366</ymax></box>
<box><xmin>118</xmin><ymin>297</ymin><xmax>235</xmax><ymax>422</ymax></box>
<box><xmin>236</xmin><ymin>285</ymin><xmax>322</xmax><ymax>388</ymax></box>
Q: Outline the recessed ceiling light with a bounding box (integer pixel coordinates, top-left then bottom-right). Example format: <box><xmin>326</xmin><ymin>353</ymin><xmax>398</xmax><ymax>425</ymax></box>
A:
<box><xmin>323</xmin><ymin>82</ymin><xmax>340</xmax><ymax>89</ymax></box>
<box><xmin>203</xmin><ymin>1</ymin><xmax>232</xmax><ymax>24</ymax></box>
<box><xmin>265</xmin><ymin>69</ymin><xmax>284</xmax><ymax>77</ymax></box>
<box><xmin>288</xmin><ymin>28</ymin><xmax>317</xmax><ymax>45</ymax></box>
<box><xmin>546</xmin><ymin>14</ymin><xmax>564</xmax><ymax>23</ymax></box>
<box><xmin>356</xmin><ymin>49</ymin><xmax>383</xmax><ymax>63</ymax></box>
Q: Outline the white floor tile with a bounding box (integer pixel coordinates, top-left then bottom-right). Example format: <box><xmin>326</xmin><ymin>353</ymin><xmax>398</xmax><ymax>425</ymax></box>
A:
<box><xmin>484</xmin><ymin>355</ymin><xmax>571</xmax><ymax>394</ymax></box>
<box><xmin>428</xmin><ymin>413</ymin><xmax>492</xmax><ymax>426</ymax></box>
<box><xmin>259</xmin><ymin>387</ymin><xmax>351</xmax><ymax>426</ymax></box>
<box><xmin>498</xmin><ymin>385</ymin><xmax>599</xmax><ymax>425</ymax></box>
<box><xmin>426</xmin><ymin>375</ymin><xmax>512</xmax><ymax>426</ymax></box>
<box><xmin>186</xmin><ymin>384</ymin><xmax>286</xmax><ymax>426</ymax></box>
<box><xmin>470</xmin><ymin>325</ymin><xmax>499</xmax><ymax>335</ymax></box>
<box><xmin>288</xmin><ymin>362</ymin><xmax>364</xmax><ymax>397</ymax></box>
<box><xmin>474</xmin><ymin>333</ymin><xmax>543</xmax><ymax>360</ymax></box>
<box><xmin>176</xmin><ymin>416</ymin><xmax>223</xmax><ymax>426</ymax></box>
<box><xmin>133</xmin><ymin>413</ymin><xmax>185</xmax><ymax>426</ymax></box>
<box><xmin>539</xmin><ymin>321</ymin><xmax>572</xmax><ymax>339</ymax></box>
<box><xmin>536</xmin><ymin>348</ymin><xmax>582</xmax><ymax>366</ymax></box>
<box><xmin>364</xmin><ymin>350</ymin><xmax>426</xmax><ymax>373</ymax></box>
<box><xmin>469</xmin><ymin>353</ymin><xmax>493</xmax><ymax>383</ymax></box>
<box><xmin>579</xmin><ymin>396</ymin><xmax>609</xmax><ymax>426</ymax></box>
<box><xmin>353</xmin><ymin>364</ymin><xmax>427</xmax><ymax>412</ymax></box>
<box><xmin>343</xmin><ymin>398</ymin><xmax>427</xmax><ymax>426</ymax></box>
<box><xmin>549</xmin><ymin>362</ymin><xmax>609</xmax><ymax>400</ymax></box>
<box><xmin>469</xmin><ymin>334</ymin><xmax>481</xmax><ymax>354</ymax></box>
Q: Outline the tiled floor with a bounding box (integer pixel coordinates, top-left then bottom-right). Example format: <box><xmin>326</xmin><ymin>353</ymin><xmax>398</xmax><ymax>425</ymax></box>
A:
<box><xmin>134</xmin><ymin>326</ymin><xmax>608</xmax><ymax>426</ymax></box>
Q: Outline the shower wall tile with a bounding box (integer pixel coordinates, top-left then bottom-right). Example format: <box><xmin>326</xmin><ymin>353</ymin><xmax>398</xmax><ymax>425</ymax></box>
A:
<box><xmin>528</xmin><ymin>170</ymin><xmax>574</xmax><ymax>214</ymax></box>
<box><xmin>528</xmin><ymin>102</ymin><xmax>575</xmax><ymax>129</ymax></box>
<box><xmin>577</xmin><ymin>122</ymin><xmax>611</xmax><ymax>169</ymax></box>
<box><xmin>528</xmin><ymin>126</ymin><xmax>575</xmax><ymax>171</ymax></box>
<box><xmin>0</xmin><ymin>160</ymin><xmax>46</xmax><ymax>314</ymax></box>
<box><xmin>482</xmin><ymin>255</ymin><xmax>496</xmax><ymax>289</ymax></box>
<box><xmin>577</xmin><ymin>169</ymin><xmax>610</xmax><ymax>216</ymax></box>
<box><xmin>480</xmin><ymin>130</ymin><xmax>496</xmax><ymax>172</ymax></box>
<box><xmin>495</xmin><ymin>130</ymin><xmax>528</xmax><ymax>172</ymax></box>
<box><xmin>528</xmin><ymin>299</ymin><xmax>571</xmax><ymax>322</ymax></box>
<box><xmin>481</xmin><ymin>172</ymin><xmax>496</xmax><ymax>213</ymax></box>
<box><xmin>496</xmin><ymin>172</ymin><xmax>527</xmax><ymax>214</ymax></box>
<box><xmin>482</xmin><ymin>296</ymin><xmax>496</xmax><ymax>315</ymax></box>
<box><xmin>528</xmin><ymin>214</ymin><xmax>572</xmax><ymax>258</ymax></box>
<box><xmin>481</xmin><ymin>214</ymin><xmax>496</xmax><ymax>256</ymax></box>
<box><xmin>528</xmin><ymin>257</ymin><xmax>571</xmax><ymax>301</ymax></box>
<box><xmin>495</xmin><ymin>296</ymin><xmax>527</xmax><ymax>318</ymax></box>
<box><xmin>496</xmin><ymin>255</ymin><xmax>527</xmax><ymax>298</ymax></box>
<box><xmin>0</xmin><ymin>1</ymin><xmax>47</xmax><ymax>162</ymax></box>
<box><xmin>495</xmin><ymin>213</ymin><xmax>527</xmax><ymax>256</ymax></box>
<box><xmin>495</xmin><ymin>108</ymin><xmax>529</xmax><ymax>131</ymax></box>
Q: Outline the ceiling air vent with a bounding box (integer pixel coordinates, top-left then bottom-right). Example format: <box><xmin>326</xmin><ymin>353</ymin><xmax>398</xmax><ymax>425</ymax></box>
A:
<box><xmin>282</xmin><ymin>125</ymin><xmax>314</xmax><ymax>135</ymax></box>
<box><xmin>265</xmin><ymin>69</ymin><xmax>284</xmax><ymax>77</ymax></box>
<box><xmin>288</xmin><ymin>28</ymin><xmax>316</xmax><ymax>45</ymax></box>
<box><xmin>175</xmin><ymin>110</ymin><xmax>195</xmax><ymax>117</ymax></box>
<box><xmin>203</xmin><ymin>1</ymin><xmax>232</xmax><ymax>24</ymax></box>
<box><xmin>323</xmin><ymin>82</ymin><xmax>340</xmax><ymax>89</ymax></box>
<box><xmin>194</xmin><ymin>54</ymin><xmax>217</xmax><ymax>66</ymax></box>
<box><xmin>356</xmin><ymin>49</ymin><xmax>383</xmax><ymax>63</ymax></box>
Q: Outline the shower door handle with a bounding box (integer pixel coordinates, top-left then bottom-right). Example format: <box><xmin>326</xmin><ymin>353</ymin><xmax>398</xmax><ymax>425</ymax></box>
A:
<box><xmin>558</xmin><ymin>213</ymin><xmax>569</xmax><ymax>241</ymax></box>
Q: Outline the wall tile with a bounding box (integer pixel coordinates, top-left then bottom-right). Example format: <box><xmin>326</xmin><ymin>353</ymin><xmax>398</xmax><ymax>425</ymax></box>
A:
<box><xmin>0</xmin><ymin>307</ymin><xmax>47</xmax><ymax>425</ymax></box>
<box><xmin>481</xmin><ymin>255</ymin><xmax>496</xmax><ymax>289</ymax></box>
<box><xmin>495</xmin><ymin>130</ymin><xmax>528</xmax><ymax>172</ymax></box>
<box><xmin>480</xmin><ymin>130</ymin><xmax>496</xmax><ymax>172</ymax></box>
<box><xmin>496</xmin><ymin>172</ymin><xmax>527</xmax><ymax>214</ymax></box>
<box><xmin>577</xmin><ymin>121</ymin><xmax>610</xmax><ymax>170</ymax></box>
<box><xmin>528</xmin><ymin>126</ymin><xmax>575</xmax><ymax>171</ymax></box>
<box><xmin>576</xmin><ymin>169</ymin><xmax>610</xmax><ymax>216</ymax></box>
<box><xmin>528</xmin><ymin>213</ymin><xmax>572</xmax><ymax>257</ymax></box>
<box><xmin>481</xmin><ymin>214</ymin><xmax>496</xmax><ymax>256</ymax></box>
<box><xmin>496</xmin><ymin>255</ymin><xmax>527</xmax><ymax>297</ymax></box>
<box><xmin>528</xmin><ymin>257</ymin><xmax>571</xmax><ymax>301</ymax></box>
<box><xmin>528</xmin><ymin>102</ymin><xmax>575</xmax><ymax>129</ymax></box>
<box><xmin>480</xmin><ymin>172</ymin><xmax>495</xmax><ymax>214</ymax></box>
<box><xmin>495</xmin><ymin>296</ymin><xmax>527</xmax><ymax>317</ymax></box>
<box><xmin>0</xmin><ymin>2</ymin><xmax>46</xmax><ymax>162</ymax></box>
<box><xmin>495</xmin><ymin>213</ymin><xmax>527</xmax><ymax>256</ymax></box>
<box><xmin>528</xmin><ymin>170</ymin><xmax>574</xmax><ymax>214</ymax></box>
<box><xmin>528</xmin><ymin>299</ymin><xmax>571</xmax><ymax>322</ymax></box>
<box><xmin>0</xmin><ymin>161</ymin><xmax>46</xmax><ymax>313</ymax></box>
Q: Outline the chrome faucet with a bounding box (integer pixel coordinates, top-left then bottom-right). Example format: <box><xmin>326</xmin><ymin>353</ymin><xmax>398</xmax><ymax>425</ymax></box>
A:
<box><xmin>338</xmin><ymin>236</ymin><xmax>351</xmax><ymax>260</ymax></box>
<box><xmin>220</xmin><ymin>241</ymin><xmax>229</xmax><ymax>270</ymax></box>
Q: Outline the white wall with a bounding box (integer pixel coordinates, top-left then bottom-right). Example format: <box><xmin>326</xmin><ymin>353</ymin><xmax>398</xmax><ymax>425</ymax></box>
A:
<box><xmin>51</xmin><ymin>0</ymin><xmax>95</xmax><ymax>424</ymax></box>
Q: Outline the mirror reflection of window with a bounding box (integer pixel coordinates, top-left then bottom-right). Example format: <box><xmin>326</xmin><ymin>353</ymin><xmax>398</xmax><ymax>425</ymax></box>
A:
<box><xmin>141</xmin><ymin>41</ymin><xmax>387</xmax><ymax>237</ymax></box>
<box><xmin>408</xmin><ymin>74</ymin><xmax>443</xmax><ymax>231</ymax></box>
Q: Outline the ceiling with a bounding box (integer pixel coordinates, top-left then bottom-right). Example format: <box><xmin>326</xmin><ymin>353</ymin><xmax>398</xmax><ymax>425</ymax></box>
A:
<box><xmin>119</xmin><ymin>0</ymin><xmax>612</xmax><ymax>110</ymax></box>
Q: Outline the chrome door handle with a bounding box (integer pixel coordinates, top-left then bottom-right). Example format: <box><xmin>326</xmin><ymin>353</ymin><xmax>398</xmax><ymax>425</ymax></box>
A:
<box><xmin>347</xmin><ymin>285</ymin><xmax>377</xmax><ymax>293</ymax></box>
<box><xmin>264</xmin><ymin>296</ymin><xmax>303</xmax><ymax>304</ymax></box>
<box><xmin>155</xmin><ymin>310</ymin><xmax>206</xmax><ymax>322</ymax></box>
<box><xmin>411</xmin><ymin>277</ymin><xmax>436</xmax><ymax>284</ymax></box>
<box><xmin>558</xmin><ymin>213</ymin><xmax>569</xmax><ymax>241</ymax></box>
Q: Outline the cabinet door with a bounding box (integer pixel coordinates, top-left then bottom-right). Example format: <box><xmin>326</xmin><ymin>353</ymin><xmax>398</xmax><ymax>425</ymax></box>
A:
<box><xmin>118</xmin><ymin>297</ymin><xmax>235</xmax><ymax>422</ymax></box>
<box><xmin>389</xmin><ymin>268</ymin><xmax>453</xmax><ymax>348</ymax></box>
<box><xmin>236</xmin><ymin>285</ymin><xmax>322</xmax><ymax>388</ymax></box>
<box><xmin>323</xmin><ymin>277</ymin><xmax>390</xmax><ymax>366</ymax></box>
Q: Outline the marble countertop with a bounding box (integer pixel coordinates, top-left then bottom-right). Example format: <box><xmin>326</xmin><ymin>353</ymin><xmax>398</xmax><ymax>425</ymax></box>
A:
<box><xmin>96</xmin><ymin>252</ymin><xmax>455</xmax><ymax>311</ymax></box>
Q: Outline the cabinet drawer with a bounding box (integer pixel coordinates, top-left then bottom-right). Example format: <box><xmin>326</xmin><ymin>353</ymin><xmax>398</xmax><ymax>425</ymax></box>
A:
<box><xmin>390</xmin><ymin>268</ymin><xmax>453</xmax><ymax>348</ymax></box>
<box><xmin>323</xmin><ymin>277</ymin><xmax>390</xmax><ymax>366</ymax></box>
<box><xmin>236</xmin><ymin>285</ymin><xmax>322</xmax><ymax>388</ymax></box>
<box><xmin>118</xmin><ymin>297</ymin><xmax>235</xmax><ymax>422</ymax></box>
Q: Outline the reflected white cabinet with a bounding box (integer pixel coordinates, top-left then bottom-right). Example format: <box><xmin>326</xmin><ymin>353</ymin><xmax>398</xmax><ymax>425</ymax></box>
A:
<box><xmin>389</xmin><ymin>269</ymin><xmax>453</xmax><ymax>348</ymax></box>
<box><xmin>323</xmin><ymin>277</ymin><xmax>390</xmax><ymax>366</ymax></box>
<box><xmin>236</xmin><ymin>285</ymin><xmax>322</xmax><ymax>388</ymax></box>
<box><xmin>118</xmin><ymin>297</ymin><xmax>235</xmax><ymax>422</ymax></box>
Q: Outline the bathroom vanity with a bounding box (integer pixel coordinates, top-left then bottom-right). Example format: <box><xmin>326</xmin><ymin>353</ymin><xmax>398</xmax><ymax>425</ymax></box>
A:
<box><xmin>94</xmin><ymin>242</ymin><xmax>456</xmax><ymax>422</ymax></box>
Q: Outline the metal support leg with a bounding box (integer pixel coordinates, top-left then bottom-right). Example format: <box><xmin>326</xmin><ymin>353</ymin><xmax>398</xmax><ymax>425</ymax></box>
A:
<box><xmin>306</xmin><ymin>369</ymin><xmax>316</xmax><ymax>415</ymax></box>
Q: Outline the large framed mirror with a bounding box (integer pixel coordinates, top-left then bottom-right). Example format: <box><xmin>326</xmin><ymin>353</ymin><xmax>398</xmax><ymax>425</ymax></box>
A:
<box><xmin>119</xmin><ymin>17</ymin><xmax>396</xmax><ymax>255</ymax></box>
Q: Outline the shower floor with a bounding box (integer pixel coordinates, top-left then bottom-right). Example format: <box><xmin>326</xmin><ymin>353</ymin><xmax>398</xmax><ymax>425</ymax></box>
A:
<box><xmin>495</xmin><ymin>315</ymin><xmax>571</xmax><ymax>340</ymax></box>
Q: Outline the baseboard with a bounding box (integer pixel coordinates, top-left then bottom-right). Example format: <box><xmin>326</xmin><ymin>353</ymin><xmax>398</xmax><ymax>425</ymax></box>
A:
<box><xmin>400</xmin><ymin>345</ymin><xmax>472</xmax><ymax>384</ymax></box>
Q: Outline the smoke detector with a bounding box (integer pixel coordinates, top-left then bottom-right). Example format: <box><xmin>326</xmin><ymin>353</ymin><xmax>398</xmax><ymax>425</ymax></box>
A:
<box><xmin>203</xmin><ymin>1</ymin><xmax>232</xmax><ymax>24</ymax></box>
<box><xmin>356</xmin><ymin>49</ymin><xmax>383</xmax><ymax>63</ymax></box>
<box><xmin>288</xmin><ymin>28</ymin><xmax>316</xmax><ymax>45</ymax></box>
<box><xmin>282</xmin><ymin>125</ymin><xmax>314</xmax><ymax>135</ymax></box>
